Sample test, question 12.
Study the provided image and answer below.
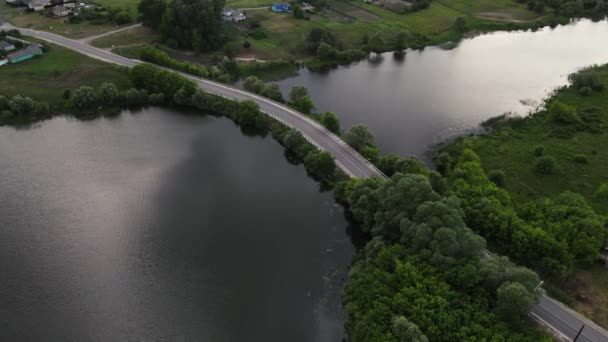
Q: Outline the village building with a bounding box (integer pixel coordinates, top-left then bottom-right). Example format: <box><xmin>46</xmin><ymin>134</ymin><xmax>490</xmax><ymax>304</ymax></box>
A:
<box><xmin>7</xmin><ymin>44</ymin><xmax>43</xmax><ymax>64</ymax></box>
<box><xmin>0</xmin><ymin>40</ymin><xmax>16</xmax><ymax>53</ymax></box>
<box><xmin>271</xmin><ymin>3</ymin><xmax>290</xmax><ymax>12</ymax></box>
<box><xmin>222</xmin><ymin>8</ymin><xmax>246</xmax><ymax>22</ymax></box>
<box><xmin>49</xmin><ymin>4</ymin><xmax>72</xmax><ymax>18</ymax></box>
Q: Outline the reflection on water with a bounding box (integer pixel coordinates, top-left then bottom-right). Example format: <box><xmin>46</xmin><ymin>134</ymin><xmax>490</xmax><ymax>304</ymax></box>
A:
<box><xmin>277</xmin><ymin>19</ymin><xmax>608</xmax><ymax>159</ymax></box>
<box><xmin>0</xmin><ymin>108</ymin><xmax>354</xmax><ymax>341</ymax></box>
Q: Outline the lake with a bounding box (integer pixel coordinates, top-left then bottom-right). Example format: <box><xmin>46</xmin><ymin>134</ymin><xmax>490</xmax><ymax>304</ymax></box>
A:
<box><xmin>0</xmin><ymin>109</ymin><xmax>355</xmax><ymax>341</ymax></box>
<box><xmin>276</xmin><ymin>19</ymin><xmax>608</xmax><ymax>159</ymax></box>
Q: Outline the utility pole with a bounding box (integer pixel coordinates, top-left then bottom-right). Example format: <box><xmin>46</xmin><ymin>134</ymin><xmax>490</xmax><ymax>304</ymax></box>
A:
<box><xmin>573</xmin><ymin>325</ymin><xmax>584</xmax><ymax>342</ymax></box>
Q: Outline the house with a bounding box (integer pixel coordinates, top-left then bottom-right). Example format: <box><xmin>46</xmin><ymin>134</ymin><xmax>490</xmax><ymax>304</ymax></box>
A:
<box><xmin>7</xmin><ymin>44</ymin><xmax>43</xmax><ymax>63</ymax></box>
<box><xmin>23</xmin><ymin>0</ymin><xmax>52</xmax><ymax>11</ymax></box>
<box><xmin>271</xmin><ymin>3</ymin><xmax>290</xmax><ymax>12</ymax></box>
<box><xmin>222</xmin><ymin>8</ymin><xmax>246</xmax><ymax>22</ymax></box>
<box><xmin>49</xmin><ymin>5</ymin><xmax>72</xmax><ymax>17</ymax></box>
<box><xmin>0</xmin><ymin>40</ymin><xmax>16</xmax><ymax>53</ymax></box>
<box><xmin>301</xmin><ymin>2</ymin><xmax>314</xmax><ymax>10</ymax></box>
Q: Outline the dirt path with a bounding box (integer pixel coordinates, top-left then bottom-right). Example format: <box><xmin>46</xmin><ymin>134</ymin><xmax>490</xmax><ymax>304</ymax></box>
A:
<box><xmin>79</xmin><ymin>23</ymin><xmax>142</xmax><ymax>44</ymax></box>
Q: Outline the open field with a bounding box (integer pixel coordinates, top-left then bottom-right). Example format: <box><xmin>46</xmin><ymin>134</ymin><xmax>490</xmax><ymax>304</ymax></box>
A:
<box><xmin>91</xmin><ymin>25</ymin><xmax>160</xmax><ymax>48</ymax></box>
<box><xmin>456</xmin><ymin>66</ymin><xmax>608</xmax><ymax>215</ymax></box>
<box><xmin>0</xmin><ymin>38</ymin><xmax>131</xmax><ymax>108</ymax></box>
<box><xmin>93</xmin><ymin>0</ymin><xmax>140</xmax><ymax>15</ymax></box>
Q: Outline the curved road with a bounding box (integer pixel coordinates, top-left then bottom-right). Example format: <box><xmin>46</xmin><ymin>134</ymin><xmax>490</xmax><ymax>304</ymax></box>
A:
<box><xmin>4</xmin><ymin>26</ymin><xmax>382</xmax><ymax>179</ymax></box>
<box><xmin>4</xmin><ymin>25</ymin><xmax>608</xmax><ymax>342</ymax></box>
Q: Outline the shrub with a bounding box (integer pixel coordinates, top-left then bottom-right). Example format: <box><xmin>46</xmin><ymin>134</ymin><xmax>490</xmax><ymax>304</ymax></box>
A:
<box><xmin>9</xmin><ymin>95</ymin><xmax>35</xmax><ymax>114</ymax></box>
<box><xmin>97</xmin><ymin>82</ymin><xmax>120</xmax><ymax>105</ymax></box>
<box><xmin>579</xmin><ymin>86</ymin><xmax>592</xmax><ymax>96</ymax></box>
<box><xmin>0</xmin><ymin>95</ymin><xmax>10</xmax><ymax>110</ymax></box>
<box><xmin>549</xmin><ymin>101</ymin><xmax>579</xmax><ymax>124</ymax></box>
<box><xmin>114</xmin><ymin>12</ymin><xmax>132</xmax><ymax>25</ymax></box>
<box><xmin>149</xmin><ymin>93</ymin><xmax>165</xmax><ymax>105</ymax></box>
<box><xmin>125</xmin><ymin>88</ymin><xmax>149</xmax><ymax>107</ymax></box>
<box><xmin>260</xmin><ymin>84</ymin><xmax>284</xmax><ymax>103</ymax></box>
<box><xmin>70</xmin><ymin>86</ymin><xmax>97</xmax><ymax>109</ymax></box>
<box><xmin>243</xmin><ymin>76</ymin><xmax>264</xmax><ymax>94</ymax></box>
<box><xmin>243</xmin><ymin>40</ymin><xmax>251</xmax><ymax>49</ymax></box>
<box><xmin>595</xmin><ymin>183</ymin><xmax>608</xmax><ymax>199</ymax></box>
<box><xmin>573</xmin><ymin>154</ymin><xmax>588</xmax><ymax>164</ymax></box>
<box><xmin>533</xmin><ymin>145</ymin><xmax>545</xmax><ymax>156</ymax></box>
<box><xmin>488</xmin><ymin>169</ymin><xmax>506</xmax><ymax>187</ymax></box>
<box><xmin>534</xmin><ymin>155</ymin><xmax>557</xmax><ymax>174</ymax></box>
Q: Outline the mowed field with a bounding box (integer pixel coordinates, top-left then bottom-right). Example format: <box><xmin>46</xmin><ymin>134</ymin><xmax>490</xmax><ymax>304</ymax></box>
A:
<box><xmin>0</xmin><ymin>38</ymin><xmax>131</xmax><ymax>108</ymax></box>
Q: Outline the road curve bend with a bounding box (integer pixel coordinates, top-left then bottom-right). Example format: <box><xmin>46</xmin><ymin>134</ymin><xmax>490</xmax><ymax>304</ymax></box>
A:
<box><xmin>4</xmin><ymin>25</ymin><xmax>608</xmax><ymax>342</ymax></box>
<box><xmin>6</xmin><ymin>26</ymin><xmax>383</xmax><ymax>179</ymax></box>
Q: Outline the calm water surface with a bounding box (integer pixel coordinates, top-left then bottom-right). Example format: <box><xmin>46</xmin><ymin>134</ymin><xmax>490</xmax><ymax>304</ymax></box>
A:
<box><xmin>277</xmin><ymin>19</ymin><xmax>608</xmax><ymax>158</ymax></box>
<box><xmin>0</xmin><ymin>109</ymin><xmax>355</xmax><ymax>341</ymax></box>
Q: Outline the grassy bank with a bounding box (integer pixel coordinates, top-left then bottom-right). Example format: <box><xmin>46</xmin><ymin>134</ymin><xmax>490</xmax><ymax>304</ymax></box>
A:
<box><xmin>0</xmin><ymin>37</ymin><xmax>131</xmax><ymax>109</ymax></box>
<box><xmin>440</xmin><ymin>64</ymin><xmax>608</xmax><ymax>327</ymax></box>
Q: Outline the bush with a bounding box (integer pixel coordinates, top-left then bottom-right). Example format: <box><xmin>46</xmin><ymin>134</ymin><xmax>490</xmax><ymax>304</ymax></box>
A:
<box><xmin>534</xmin><ymin>155</ymin><xmax>557</xmax><ymax>174</ymax></box>
<box><xmin>97</xmin><ymin>82</ymin><xmax>120</xmax><ymax>105</ymax></box>
<box><xmin>260</xmin><ymin>84</ymin><xmax>284</xmax><ymax>103</ymax></box>
<box><xmin>70</xmin><ymin>86</ymin><xmax>97</xmax><ymax>109</ymax></box>
<box><xmin>125</xmin><ymin>88</ymin><xmax>149</xmax><ymax>107</ymax></box>
<box><xmin>595</xmin><ymin>183</ymin><xmax>608</xmax><ymax>199</ymax></box>
<box><xmin>9</xmin><ymin>95</ymin><xmax>35</xmax><ymax>114</ymax></box>
<box><xmin>243</xmin><ymin>40</ymin><xmax>251</xmax><ymax>49</ymax></box>
<box><xmin>573</xmin><ymin>154</ymin><xmax>588</xmax><ymax>164</ymax></box>
<box><xmin>549</xmin><ymin>101</ymin><xmax>579</xmax><ymax>124</ymax></box>
<box><xmin>243</xmin><ymin>76</ymin><xmax>265</xmax><ymax>94</ymax></box>
<box><xmin>579</xmin><ymin>86</ymin><xmax>592</xmax><ymax>96</ymax></box>
<box><xmin>114</xmin><ymin>11</ymin><xmax>132</xmax><ymax>25</ymax></box>
<box><xmin>320</xmin><ymin>112</ymin><xmax>340</xmax><ymax>134</ymax></box>
<box><xmin>533</xmin><ymin>145</ymin><xmax>545</xmax><ymax>157</ymax></box>
<box><xmin>488</xmin><ymin>169</ymin><xmax>506</xmax><ymax>187</ymax></box>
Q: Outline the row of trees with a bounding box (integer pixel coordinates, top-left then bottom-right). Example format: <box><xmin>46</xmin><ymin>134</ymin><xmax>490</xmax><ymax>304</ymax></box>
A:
<box><xmin>139</xmin><ymin>0</ymin><xmax>226</xmax><ymax>52</ymax></box>
<box><xmin>0</xmin><ymin>95</ymin><xmax>50</xmax><ymax>123</ymax></box>
<box><xmin>440</xmin><ymin>148</ymin><xmax>606</xmax><ymax>277</ymax></box>
<box><xmin>516</xmin><ymin>0</ymin><xmax>608</xmax><ymax>16</ymax></box>
<box><xmin>336</xmin><ymin>171</ymin><xmax>546</xmax><ymax>340</ymax></box>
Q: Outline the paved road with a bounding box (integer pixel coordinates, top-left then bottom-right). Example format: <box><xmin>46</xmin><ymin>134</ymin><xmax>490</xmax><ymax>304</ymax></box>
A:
<box><xmin>4</xmin><ymin>25</ymin><xmax>608</xmax><ymax>342</ymax></box>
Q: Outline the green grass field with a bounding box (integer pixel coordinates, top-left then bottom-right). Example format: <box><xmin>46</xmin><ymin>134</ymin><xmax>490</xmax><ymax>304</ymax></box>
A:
<box><xmin>91</xmin><ymin>25</ymin><xmax>160</xmax><ymax>48</ymax></box>
<box><xmin>0</xmin><ymin>38</ymin><xmax>131</xmax><ymax>108</ymax></box>
<box><xmin>455</xmin><ymin>66</ymin><xmax>608</xmax><ymax>215</ymax></box>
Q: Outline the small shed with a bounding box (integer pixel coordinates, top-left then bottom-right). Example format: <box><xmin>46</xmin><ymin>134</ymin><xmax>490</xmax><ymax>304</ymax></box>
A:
<box><xmin>0</xmin><ymin>40</ymin><xmax>16</xmax><ymax>52</ymax></box>
<box><xmin>7</xmin><ymin>44</ymin><xmax>43</xmax><ymax>64</ymax></box>
<box><xmin>271</xmin><ymin>3</ymin><xmax>290</xmax><ymax>12</ymax></box>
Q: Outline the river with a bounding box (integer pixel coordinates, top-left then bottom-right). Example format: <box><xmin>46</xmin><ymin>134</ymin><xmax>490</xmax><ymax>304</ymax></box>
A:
<box><xmin>0</xmin><ymin>109</ymin><xmax>355</xmax><ymax>341</ymax></box>
<box><xmin>277</xmin><ymin>19</ymin><xmax>608</xmax><ymax>159</ymax></box>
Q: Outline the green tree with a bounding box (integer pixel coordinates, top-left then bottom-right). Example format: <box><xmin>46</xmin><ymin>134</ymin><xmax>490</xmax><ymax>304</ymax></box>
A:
<box><xmin>488</xmin><ymin>169</ymin><xmax>506</xmax><ymax>187</ymax></box>
<box><xmin>534</xmin><ymin>155</ymin><xmax>557</xmax><ymax>174</ymax></box>
<box><xmin>367</xmin><ymin>32</ymin><xmax>384</xmax><ymax>53</ymax></box>
<box><xmin>243</xmin><ymin>76</ymin><xmax>265</xmax><ymax>94</ymax></box>
<box><xmin>97</xmin><ymin>82</ymin><xmax>120</xmax><ymax>105</ymax></box>
<box><xmin>138</xmin><ymin>0</ymin><xmax>166</xmax><ymax>27</ymax></box>
<box><xmin>292</xmin><ymin>4</ymin><xmax>304</xmax><ymax>19</ymax></box>
<box><xmin>289</xmin><ymin>86</ymin><xmax>314</xmax><ymax>114</ymax></box>
<box><xmin>317</xmin><ymin>42</ymin><xmax>337</xmax><ymax>60</ymax></box>
<box><xmin>393</xmin><ymin>30</ymin><xmax>407</xmax><ymax>52</ymax></box>
<box><xmin>160</xmin><ymin>0</ymin><xmax>226</xmax><ymax>52</ymax></box>
<box><xmin>495</xmin><ymin>282</ymin><xmax>535</xmax><ymax>327</ymax></box>
<box><xmin>70</xmin><ymin>86</ymin><xmax>97</xmax><ymax>109</ymax></box>
<box><xmin>260</xmin><ymin>84</ymin><xmax>284</xmax><ymax>102</ymax></box>
<box><xmin>549</xmin><ymin>101</ymin><xmax>579</xmax><ymax>124</ymax></box>
<box><xmin>344</xmin><ymin>125</ymin><xmax>377</xmax><ymax>154</ymax></box>
<box><xmin>8</xmin><ymin>95</ymin><xmax>35</xmax><ymax>114</ymax></box>
<box><xmin>304</xmin><ymin>150</ymin><xmax>336</xmax><ymax>179</ymax></box>
<box><xmin>114</xmin><ymin>11</ymin><xmax>132</xmax><ymax>25</ymax></box>
<box><xmin>235</xmin><ymin>100</ymin><xmax>261</xmax><ymax>127</ymax></box>
<box><xmin>283</xmin><ymin>129</ymin><xmax>313</xmax><ymax>157</ymax></box>
<box><xmin>391</xmin><ymin>316</ymin><xmax>428</xmax><ymax>342</ymax></box>
<box><xmin>321</xmin><ymin>112</ymin><xmax>340</xmax><ymax>134</ymax></box>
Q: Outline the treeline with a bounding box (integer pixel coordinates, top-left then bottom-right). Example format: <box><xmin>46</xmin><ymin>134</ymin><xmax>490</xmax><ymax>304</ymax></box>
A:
<box><xmin>515</xmin><ymin>0</ymin><xmax>608</xmax><ymax>16</ymax></box>
<box><xmin>0</xmin><ymin>95</ymin><xmax>50</xmax><ymax>124</ymax></box>
<box><xmin>242</xmin><ymin>75</ymin><xmax>382</xmax><ymax>162</ymax></box>
<box><xmin>437</xmin><ymin>148</ymin><xmax>606</xmax><ymax>278</ymax></box>
<box><xmin>138</xmin><ymin>0</ymin><xmax>226</xmax><ymax>52</ymax></box>
<box><xmin>336</xmin><ymin>171</ymin><xmax>548</xmax><ymax>340</ymax></box>
<box><xmin>68</xmin><ymin>5</ymin><xmax>134</xmax><ymax>25</ymax></box>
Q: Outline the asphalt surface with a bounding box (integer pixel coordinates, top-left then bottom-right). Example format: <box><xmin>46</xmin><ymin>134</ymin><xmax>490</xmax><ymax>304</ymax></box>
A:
<box><xmin>4</xmin><ymin>25</ymin><xmax>608</xmax><ymax>341</ymax></box>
